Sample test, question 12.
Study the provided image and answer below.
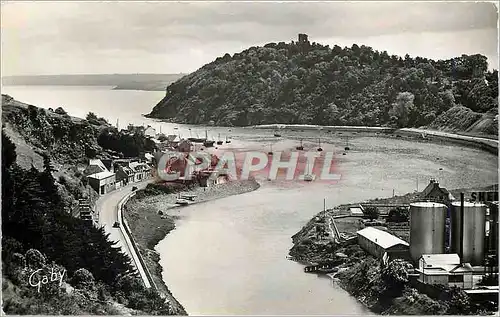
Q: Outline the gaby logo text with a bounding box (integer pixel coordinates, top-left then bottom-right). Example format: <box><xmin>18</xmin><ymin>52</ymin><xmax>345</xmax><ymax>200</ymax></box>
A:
<box><xmin>29</xmin><ymin>267</ymin><xmax>66</xmax><ymax>292</ymax></box>
<box><xmin>156</xmin><ymin>150</ymin><xmax>342</xmax><ymax>182</ymax></box>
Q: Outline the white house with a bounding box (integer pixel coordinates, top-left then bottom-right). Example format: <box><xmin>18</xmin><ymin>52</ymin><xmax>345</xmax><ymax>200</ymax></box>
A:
<box><xmin>415</xmin><ymin>254</ymin><xmax>474</xmax><ymax>289</ymax></box>
<box><xmin>145</xmin><ymin>125</ymin><xmax>157</xmax><ymax>138</ymax></box>
<box><xmin>129</xmin><ymin>161</ymin><xmax>151</xmax><ymax>182</ymax></box>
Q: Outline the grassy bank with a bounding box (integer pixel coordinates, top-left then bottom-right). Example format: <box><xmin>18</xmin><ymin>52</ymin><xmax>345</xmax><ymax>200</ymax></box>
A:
<box><xmin>123</xmin><ymin>179</ymin><xmax>260</xmax><ymax>315</ymax></box>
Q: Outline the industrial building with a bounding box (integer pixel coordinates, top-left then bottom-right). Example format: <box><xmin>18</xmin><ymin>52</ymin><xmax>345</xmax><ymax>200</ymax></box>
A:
<box><xmin>409</xmin><ymin>202</ymin><xmax>448</xmax><ymax>262</ymax></box>
<box><xmin>357</xmin><ymin>227</ymin><xmax>410</xmax><ymax>261</ymax></box>
<box><xmin>416</xmin><ymin>254</ymin><xmax>474</xmax><ymax>289</ymax></box>
<box><xmin>488</xmin><ymin>202</ymin><xmax>499</xmax><ymax>259</ymax></box>
<box><xmin>450</xmin><ymin>201</ymin><xmax>487</xmax><ymax>266</ymax></box>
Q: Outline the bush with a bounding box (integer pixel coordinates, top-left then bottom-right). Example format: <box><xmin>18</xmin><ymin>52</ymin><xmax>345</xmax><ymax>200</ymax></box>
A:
<box><xmin>58</xmin><ymin>175</ymin><xmax>67</xmax><ymax>185</ymax></box>
<box><xmin>25</xmin><ymin>249</ymin><xmax>46</xmax><ymax>269</ymax></box>
<box><xmin>54</xmin><ymin>107</ymin><xmax>68</xmax><ymax>116</ymax></box>
<box><xmin>387</xmin><ymin>207</ymin><xmax>409</xmax><ymax>223</ymax></box>
<box><xmin>363</xmin><ymin>206</ymin><xmax>379</xmax><ymax>220</ymax></box>
<box><xmin>71</xmin><ymin>268</ymin><xmax>95</xmax><ymax>290</ymax></box>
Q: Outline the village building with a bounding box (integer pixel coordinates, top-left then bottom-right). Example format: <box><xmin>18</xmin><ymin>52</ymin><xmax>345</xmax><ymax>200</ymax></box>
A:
<box><xmin>144</xmin><ymin>153</ymin><xmax>154</xmax><ymax>164</ymax></box>
<box><xmin>83</xmin><ymin>159</ymin><xmax>108</xmax><ymax>176</ymax></box>
<box><xmin>129</xmin><ymin>161</ymin><xmax>151</xmax><ymax>182</ymax></box>
<box><xmin>144</xmin><ymin>125</ymin><xmax>156</xmax><ymax>138</ymax></box>
<box><xmin>115</xmin><ymin>165</ymin><xmax>135</xmax><ymax>186</ymax></box>
<box><xmin>416</xmin><ymin>254</ymin><xmax>474</xmax><ymax>289</ymax></box>
<box><xmin>101</xmin><ymin>159</ymin><xmax>114</xmax><ymax>173</ymax></box>
<box><xmin>349</xmin><ymin>207</ymin><xmax>364</xmax><ymax>217</ymax></box>
<box><xmin>420</xmin><ymin>178</ymin><xmax>455</xmax><ymax>204</ymax></box>
<box><xmin>356</xmin><ymin>227</ymin><xmax>410</xmax><ymax>262</ymax></box>
<box><xmin>87</xmin><ymin>171</ymin><xmax>116</xmax><ymax>195</ymax></box>
<box><xmin>84</xmin><ymin>159</ymin><xmax>117</xmax><ymax>194</ymax></box>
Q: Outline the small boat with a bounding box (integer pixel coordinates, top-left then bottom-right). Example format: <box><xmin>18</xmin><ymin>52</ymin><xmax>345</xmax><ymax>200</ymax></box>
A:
<box><xmin>268</xmin><ymin>144</ymin><xmax>273</xmax><ymax>156</ymax></box>
<box><xmin>217</xmin><ymin>133</ymin><xmax>223</xmax><ymax>145</ymax></box>
<box><xmin>296</xmin><ymin>139</ymin><xmax>304</xmax><ymax>151</ymax></box>
<box><xmin>175</xmin><ymin>199</ymin><xmax>189</xmax><ymax>206</ymax></box>
<box><xmin>188</xmin><ymin>130</ymin><xmax>206</xmax><ymax>143</ymax></box>
<box><xmin>203</xmin><ymin>140</ymin><xmax>215</xmax><ymax>147</ymax></box>
<box><xmin>317</xmin><ymin>138</ymin><xmax>323</xmax><ymax>152</ymax></box>
<box><xmin>180</xmin><ymin>194</ymin><xmax>196</xmax><ymax>201</ymax></box>
<box><xmin>188</xmin><ymin>137</ymin><xmax>206</xmax><ymax>143</ymax></box>
<box><xmin>304</xmin><ymin>160</ymin><xmax>313</xmax><ymax>182</ymax></box>
<box><xmin>274</xmin><ymin>132</ymin><xmax>281</xmax><ymax>137</ymax></box>
<box><xmin>344</xmin><ymin>136</ymin><xmax>350</xmax><ymax>151</ymax></box>
<box><xmin>225</xmin><ymin>136</ymin><xmax>231</xmax><ymax>144</ymax></box>
<box><xmin>203</xmin><ymin>130</ymin><xmax>215</xmax><ymax>147</ymax></box>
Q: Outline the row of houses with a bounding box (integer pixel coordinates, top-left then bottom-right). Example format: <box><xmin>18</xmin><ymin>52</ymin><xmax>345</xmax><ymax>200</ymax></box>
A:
<box><xmin>83</xmin><ymin>158</ymin><xmax>152</xmax><ymax>195</ymax></box>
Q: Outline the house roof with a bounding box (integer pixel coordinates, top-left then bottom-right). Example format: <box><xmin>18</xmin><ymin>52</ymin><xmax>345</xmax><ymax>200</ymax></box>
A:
<box><xmin>420</xmin><ymin>253</ymin><xmax>460</xmax><ymax>265</ymax></box>
<box><xmin>87</xmin><ymin>171</ymin><xmax>115</xmax><ymax>179</ymax></box>
<box><xmin>420</xmin><ymin>179</ymin><xmax>454</xmax><ymax>200</ymax></box>
<box><xmin>418</xmin><ymin>254</ymin><xmax>473</xmax><ymax>274</ymax></box>
<box><xmin>89</xmin><ymin>159</ymin><xmax>108</xmax><ymax>172</ymax></box>
<box><xmin>350</xmin><ymin>207</ymin><xmax>364</xmax><ymax>214</ymax></box>
<box><xmin>451</xmin><ymin>201</ymin><xmax>487</xmax><ymax>208</ymax></box>
<box><xmin>119</xmin><ymin>166</ymin><xmax>134</xmax><ymax>175</ymax></box>
<box><xmin>129</xmin><ymin>162</ymin><xmax>149</xmax><ymax>171</ymax></box>
<box><xmin>357</xmin><ymin>227</ymin><xmax>409</xmax><ymax>249</ymax></box>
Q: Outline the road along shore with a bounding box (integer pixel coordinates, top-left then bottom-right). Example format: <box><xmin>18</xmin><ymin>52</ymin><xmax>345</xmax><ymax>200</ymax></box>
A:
<box><xmin>122</xmin><ymin>179</ymin><xmax>260</xmax><ymax>315</ymax></box>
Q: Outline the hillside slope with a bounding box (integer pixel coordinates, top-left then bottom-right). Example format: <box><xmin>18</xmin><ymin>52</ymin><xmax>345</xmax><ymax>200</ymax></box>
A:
<box><xmin>147</xmin><ymin>39</ymin><xmax>498</xmax><ymax>128</ymax></box>
<box><xmin>429</xmin><ymin>105</ymin><xmax>498</xmax><ymax>137</ymax></box>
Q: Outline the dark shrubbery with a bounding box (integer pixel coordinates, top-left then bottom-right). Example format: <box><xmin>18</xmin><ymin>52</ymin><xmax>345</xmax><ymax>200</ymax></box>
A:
<box><xmin>1</xmin><ymin>131</ymin><xmax>174</xmax><ymax>315</ymax></box>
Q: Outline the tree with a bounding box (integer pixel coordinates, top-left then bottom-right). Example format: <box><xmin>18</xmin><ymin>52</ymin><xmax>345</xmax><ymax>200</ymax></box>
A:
<box><xmin>389</xmin><ymin>92</ymin><xmax>414</xmax><ymax>128</ymax></box>
<box><xmin>2</xmin><ymin>131</ymin><xmax>17</xmax><ymax>170</ymax></box>
<box><xmin>54</xmin><ymin>107</ymin><xmax>68</xmax><ymax>116</ymax></box>
<box><xmin>363</xmin><ymin>206</ymin><xmax>379</xmax><ymax>220</ymax></box>
<box><xmin>387</xmin><ymin>207</ymin><xmax>409</xmax><ymax>223</ymax></box>
<box><xmin>381</xmin><ymin>259</ymin><xmax>410</xmax><ymax>298</ymax></box>
<box><xmin>86</xmin><ymin>112</ymin><xmax>98</xmax><ymax>121</ymax></box>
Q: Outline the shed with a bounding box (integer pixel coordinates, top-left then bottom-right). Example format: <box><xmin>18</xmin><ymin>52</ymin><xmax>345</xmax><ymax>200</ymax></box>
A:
<box><xmin>357</xmin><ymin>227</ymin><xmax>410</xmax><ymax>261</ymax></box>
<box><xmin>350</xmin><ymin>207</ymin><xmax>364</xmax><ymax>217</ymax></box>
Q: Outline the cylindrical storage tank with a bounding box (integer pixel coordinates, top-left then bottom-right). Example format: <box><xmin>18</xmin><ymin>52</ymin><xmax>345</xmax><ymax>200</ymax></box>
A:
<box><xmin>489</xmin><ymin>202</ymin><xmax>499</xmax><ymax>258</ymax></box>
<box><xmin>410</xmin><ymin>202</ymin><xmax>447</xmax><ymax>263</ymax></box>
<box><xmin>450</xmin><ymin>201</ymin><xmax>487</xmax><ymax>265</ymax></box>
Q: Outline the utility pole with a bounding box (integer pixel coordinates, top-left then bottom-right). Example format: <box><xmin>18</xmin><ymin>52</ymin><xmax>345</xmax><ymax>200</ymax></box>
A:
<box><xmin>460</xmin><ymin>192</ymin><xmax>465</xmax><ymax>262</ymax></box>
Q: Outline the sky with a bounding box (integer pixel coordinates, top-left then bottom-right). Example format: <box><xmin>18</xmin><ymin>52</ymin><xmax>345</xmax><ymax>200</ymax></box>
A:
<box><xmin>1</xmin><ymin>1</ymin><xmax>498</xmax><ymax>76</ymax></box>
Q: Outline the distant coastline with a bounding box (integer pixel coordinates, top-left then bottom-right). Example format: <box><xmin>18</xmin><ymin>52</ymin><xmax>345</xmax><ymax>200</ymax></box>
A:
<box><xmin>2</xmin><ymin>73</ymin><xmax>186</xmax><ymax>91</ymax></box>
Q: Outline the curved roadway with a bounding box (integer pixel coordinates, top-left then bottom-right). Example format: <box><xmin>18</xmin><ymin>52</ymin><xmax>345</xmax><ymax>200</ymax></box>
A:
<box><xmin>96</xmin><ymin>180</ymin><xmax>152</xmax><ymax>283</ymax></box>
